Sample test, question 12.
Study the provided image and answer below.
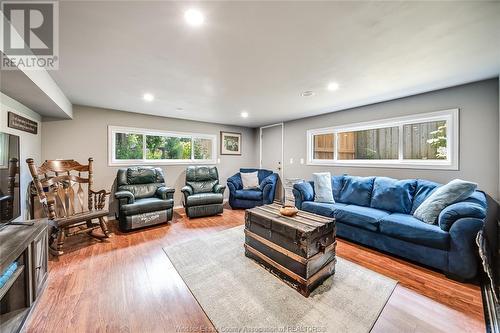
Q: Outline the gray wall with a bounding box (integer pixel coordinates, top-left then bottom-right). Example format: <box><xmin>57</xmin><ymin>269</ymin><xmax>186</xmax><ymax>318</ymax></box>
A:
<box><xmin>42</xmin><ymin>105</ymin><xmax>259</xmax><ymax>212</ymax></box>
<box><xmin>1</xmin><ymin>92</ymin><xmax>42</xmax><ymax>219</ymax></box>
<box><xmin>283</xmin><ymin>79</ymin><xmax>500</xmax><ymax>197</ymax></box>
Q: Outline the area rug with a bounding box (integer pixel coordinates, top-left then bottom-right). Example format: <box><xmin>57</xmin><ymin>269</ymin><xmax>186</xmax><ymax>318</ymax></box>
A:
<box><xmin>163</xmin><ymin>226</ymin><xmax>397</xmax><ymax>333</ymax></box>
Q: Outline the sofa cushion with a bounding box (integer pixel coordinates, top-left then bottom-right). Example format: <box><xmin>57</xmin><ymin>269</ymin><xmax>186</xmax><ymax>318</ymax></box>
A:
<box><xmin>120</xmin><ymin>197</ymin><xmax>173</xmax><ymax>215</ymax></box>
<box><xmin>379</xmin><ymin>213</ymin><xmax>450</xmax><ymax>250</ymax></box>
<box><xmin>334</xmin><ymin>205</ymin><xmax>389</xmax><ymax>232</ymax></box>
<box><xmin>301</xmin><ymin>202</ymin><xmax>347</xmax><ymax>217</ymax></box>
<box><xmin>410</xmin><ymin>179</ymin><xmax>441</xmax><ymax>214</ymax></box>
<box><xmin>234</xmin><ymin>189</ymin><xmax>262</xmax><ymax>201</ymax></box>
<box><xmin>186</xmin><ymin>192</ymin><xmax>224</xmax><ymax>206</ymax></box>
<box><xmin>370</xmin><ymin>177</ymin><xmax>417</xmax><ymax>214</ymax></box>
<box><xmin>338</xmin><ymin>176</ymin><xmax>375</xmax><ymax>206</ymax></box>
<box><xmin>413</xmin><ymin>179</ymin><xmax>478</xmax><ymax>224</ymax></box>
<box><xmin>332</xmin><ymin>175</ymin><xmax>345</xmax><ymax>201</ymax></box>
<box><xmin>313</xmin><ymin>172</ymin><xmax>335</xmax><ymax>203</ymax></box>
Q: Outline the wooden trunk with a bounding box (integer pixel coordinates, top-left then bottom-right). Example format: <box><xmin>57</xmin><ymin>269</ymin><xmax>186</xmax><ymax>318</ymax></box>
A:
<box><xmin>244</xmin><ymin>204</ymin><xmax>336</xmax><ymax>297</ymax></box>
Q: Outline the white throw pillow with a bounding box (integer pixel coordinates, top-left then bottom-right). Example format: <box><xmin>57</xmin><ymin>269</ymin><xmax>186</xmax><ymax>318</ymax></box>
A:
<box><xmin>313</xmin><ymin>172</ymin><xmax>335</xmax><ymax>203</ymax></box>
<box><xmin>241</xmin><ymin>171</ymin><xmax>260</xmax><ymax>189</ymax></box>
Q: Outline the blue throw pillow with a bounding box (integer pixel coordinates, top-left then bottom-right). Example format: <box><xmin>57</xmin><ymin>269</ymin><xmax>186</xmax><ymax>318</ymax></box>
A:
<box><xmin>413</xmin><ymin>179</ymin><xmax>478</xmax><ymax>224</ymax></box>
<box><xmin>312</xmin><ymin>172</ymin><xmax>335</xmax><ymax>203</ymax></box>
<box><xmin>370</xmin><ymin>177</ymin><xmax>417</xmax><ymax>214</ymax></box>
<box><xmin>338</xmin><ymin>176</ymin><xmax>375</xmax><ymax>207</ymax></box>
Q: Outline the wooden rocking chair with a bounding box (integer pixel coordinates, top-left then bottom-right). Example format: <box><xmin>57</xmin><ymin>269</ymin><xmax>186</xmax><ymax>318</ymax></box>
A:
<box><xmin>26</xmin><ymin>158</ymin><xmax>111</xmax><ymax>256</ymax></box>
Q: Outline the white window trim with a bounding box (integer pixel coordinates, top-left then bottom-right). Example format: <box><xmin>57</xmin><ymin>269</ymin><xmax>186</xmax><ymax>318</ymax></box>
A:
<box><xmin>306</xmin><ymin>109</ymin><xmax>459</xmax><ymax>170</ymax></box>
<box><xmin>108</xmin><ymin>126</ymin><xmax>218</xmax><ymax>166</ymax></box>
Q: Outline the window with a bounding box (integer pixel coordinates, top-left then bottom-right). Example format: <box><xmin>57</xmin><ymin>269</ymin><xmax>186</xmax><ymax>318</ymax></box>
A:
<box><xmin>403</xmin><ymin>120</ymin><xmax>447</xmax><ymax>160</ymax></box>
<box><xmin>306</xmin><ymin>109</ymin><xmax>459</xmax><ymax>169</ymax></box>
<box><xmin>115</xmin><ymin>133</ymin><xmax>144</xmax><ymax>160</ymax></box>
<box><xmin>313</xmin><ymin>133</ymin><xmax>334</xmax><ymax>160</ymax></box>
<box><xmin>109</xmin><ymin>126</ymin><xmax>217</xmax><ymax>165</ymax></box>
<box><xmin>337</xmin><ymin>127</ymin><xmax>399</xmax><ymax>160</ymax></box>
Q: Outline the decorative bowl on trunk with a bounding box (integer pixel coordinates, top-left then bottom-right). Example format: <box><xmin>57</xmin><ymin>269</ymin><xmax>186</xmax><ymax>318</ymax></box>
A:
<box><xmin>280</xmin><ymin>205</ymin><xmax>298</xmax><ymax>217</ymax></box>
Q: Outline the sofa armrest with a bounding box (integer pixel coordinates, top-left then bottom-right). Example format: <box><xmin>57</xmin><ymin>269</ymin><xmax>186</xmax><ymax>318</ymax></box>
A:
<box><xmin>115</xmin><ymin>190</ymin><xmax>134</xmax><ymax>205</ymax></box>
<box><xmin>227</xmin><ymin>174</ymin><xmax>243</xmax><ymax>191</ymax></box>
<box><xmin>292</xmin><ymin>182</ymin><xmax>314</xmax><ymax>209</ymax></box>
<box><xmin>438</xmin><ymin>202</ymin><xmax>486</xmax><ymax>231</ymax></box>
<box><xmin>156</xmin><ymin>186</ymin><xmax>175</xmax><ymax>200</ymax></box>
<box><xmin>213</xmin><ymin>184</ymin><xmax>226</xmax><ymax>194</ymax></box>
<box><xmin>448</xmin><ymin>217</ymin><xmax>484</xmax><ymax>279</ymax></box>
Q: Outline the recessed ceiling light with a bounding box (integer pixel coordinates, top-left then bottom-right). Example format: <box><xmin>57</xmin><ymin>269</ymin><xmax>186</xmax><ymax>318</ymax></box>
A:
<box><xmin>176</xmin><ymin>108</ymin><xmax>184</xmax><ymax>112</ymax></box>
<box><xmin>301</xmin><ymin>90</ymin><xmax>315</xmax><ymax>97</ymax></box>
<box><xmin>143</xmin><ymin>93</ymin><xmax>154</xmax><ymax>102</ymax></box>
<box><xmin>241</xmin><ymin>111</ymin><xmax>249</xmax><ymax>118</ymax></box>
<box><xmin>184</xmin><ymin>8</ymin><xmax>204</xmax><ymax>27</ymax></box>
<box><xmin>327</xmin><ymin>82</ymin><xmax>340</xmax><ymax>91</ymax></box>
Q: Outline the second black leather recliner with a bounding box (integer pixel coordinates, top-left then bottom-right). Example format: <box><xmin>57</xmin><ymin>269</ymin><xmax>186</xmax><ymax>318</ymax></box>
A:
<box><xmin>181</xmin><ymin>166</ymin><xmax>225</xmax><ymax>218</ymax></box>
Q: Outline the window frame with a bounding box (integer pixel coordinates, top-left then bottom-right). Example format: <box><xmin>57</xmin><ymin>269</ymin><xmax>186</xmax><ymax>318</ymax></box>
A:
<box><xmin>306</xmin><ymin>109</ymin><xmax>459</xmax><ymax>170</ymax></box>
<box><xmin>108</xmin><ymin>126</ymin><xmax>218</xmax><ymax>166</ymax></box>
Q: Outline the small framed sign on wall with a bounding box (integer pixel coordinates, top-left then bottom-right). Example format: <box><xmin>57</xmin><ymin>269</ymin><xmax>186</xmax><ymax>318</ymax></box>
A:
<box><xmin>8</xmin><ymin>112</ymin><xmax>38</xmax><ymax>134</ymax></box>
<box><xmin>220</xmin><ymin>131</ymin><xmax>242</xmax><ymax>155</ymax></box>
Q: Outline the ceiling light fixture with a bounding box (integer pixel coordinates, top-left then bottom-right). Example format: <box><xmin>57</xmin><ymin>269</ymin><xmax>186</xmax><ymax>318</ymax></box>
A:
<box><xmin>184</xmin><ymin>8</ymin><xmax>204</xmax><ymax>27</ymax></box>
<box><xmin>241</xmin><ymin>111</ymin><xmax>249</xmax><ymax>118</ymax></box>
<box><xmin>301</xmin><ymin>90</ymin><xmax>315</xmax><ymax>97</ymax></box>
<box><xmin>327</xmin><ymin>82</ymin><xmax>340</xmax><ymax>91</ymax></box>
<box><xmin>143</xmin><ymin>93</ymin><xmax>154</xmax><ymax>102</ymax></box>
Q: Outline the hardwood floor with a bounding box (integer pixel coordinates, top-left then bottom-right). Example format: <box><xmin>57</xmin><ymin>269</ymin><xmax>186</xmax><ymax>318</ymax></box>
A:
<box><xmin>25</xmin><ymin>208</ymin><xmax>484</xmax><ymax>332</ymax></box>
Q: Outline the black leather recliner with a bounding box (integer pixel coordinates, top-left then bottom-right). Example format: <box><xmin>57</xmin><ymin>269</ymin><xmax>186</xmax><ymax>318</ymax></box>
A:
<box><xmin>115</xmin><ymin>167</ymin><xmax>174</xmax><ymax>231</ymax></box>
<box><xmin>181</xmin><ymin>166</ymin><xmax>225</xmax><ymax>218</ymax></box>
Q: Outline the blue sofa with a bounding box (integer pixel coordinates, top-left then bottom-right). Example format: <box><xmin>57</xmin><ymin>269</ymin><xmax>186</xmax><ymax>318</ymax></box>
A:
<box><xmin>227</xmin><ymin>168</ymin><xmax>279</xmax><ymax>209</ymax></box>
<box><xmin>293</xmin><ymin>175</ymin><xmax>487</xmax><ymax>280</ymax></box>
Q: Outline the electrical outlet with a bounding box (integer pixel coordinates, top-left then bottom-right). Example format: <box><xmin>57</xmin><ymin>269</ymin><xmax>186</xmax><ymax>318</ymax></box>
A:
<box><xmin>300</xmin><ymin>158</ymin><xmax>304</xmax><ymax>164</ymax></box>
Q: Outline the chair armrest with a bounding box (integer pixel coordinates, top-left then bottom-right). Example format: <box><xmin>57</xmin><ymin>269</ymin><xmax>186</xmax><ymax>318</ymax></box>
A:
<box><xmin>89</xmin><ymin>189</ymin><xmax>111</xmax><ymax>210</ymax></box>
<box><xmin>156</xmin><ymin>186</ymin><xmax>175</xmax><ymax>200</ymax></box>
<box><xmin>213</xmin><ymin>184</ymin><xmax>226</xmax><ymax>194</ymax></box>
<box><xmin>259</xmin><ymin>173</ymin><xmax>278</xmax><ymax>204</ymax></box>
<box><xmin>181</xmin><ymin>185</ymin><xmax>193</xmax><ymax>206</ymax></box>
<box><xmin>227</xmin><ymin>174</ymin><xmax>243</xmax><ymax>191</ymax></box>
<box><xmin>181</xmin><ymin>185</ymin><xmax>193</xmax><ymax>196</ymax></box>
<box><xmin>115</xmin><ymin>190</ymin><xmax>134</xmax><ymax>205</ymax></box>
<box><xmin>438</xmin><ymin>202</ymin><xmax>486</xmax><ymax>231</ymax></box>
<box><xmin>259</xmin><ymin>173</ymin><xmax>278</xmax><ymax>191</ymax></box>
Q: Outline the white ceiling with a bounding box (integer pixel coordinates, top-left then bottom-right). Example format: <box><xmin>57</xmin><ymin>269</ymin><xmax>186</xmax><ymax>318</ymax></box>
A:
<box><xmin>50</xmin><ymin>1</ymin><xmax>500</xmax><ymax>127</ymax></box>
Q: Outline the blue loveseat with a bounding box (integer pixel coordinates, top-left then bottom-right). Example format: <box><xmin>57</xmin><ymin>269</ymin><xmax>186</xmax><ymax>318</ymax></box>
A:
<box><xmin>293</xmin><ymin>175</ymin><xmax>487</xmax><ymax>280</ymax></box>
<box><xmin>227</xmin><ymin>168</ymin><xmax>279</xmax><ymax>209</ymax></box>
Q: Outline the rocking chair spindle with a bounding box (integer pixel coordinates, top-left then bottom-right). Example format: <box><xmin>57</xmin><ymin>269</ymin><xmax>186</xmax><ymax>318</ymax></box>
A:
<box><xmin>26</xmin><ymin>158</ymin><xmax>111</xmax><ymax>256</ymax></box>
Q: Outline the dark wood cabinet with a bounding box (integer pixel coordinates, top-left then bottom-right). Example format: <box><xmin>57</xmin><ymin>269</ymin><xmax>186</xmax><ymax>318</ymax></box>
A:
<box><xmin>0</xmin><ymin>220</ymin><xmax>48</xmax><ymax>333</ymax></box>
<box><xmin>32</xmin><ymin>228</ymin><xmax>48</xmax><ymax>298</ymax></box>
